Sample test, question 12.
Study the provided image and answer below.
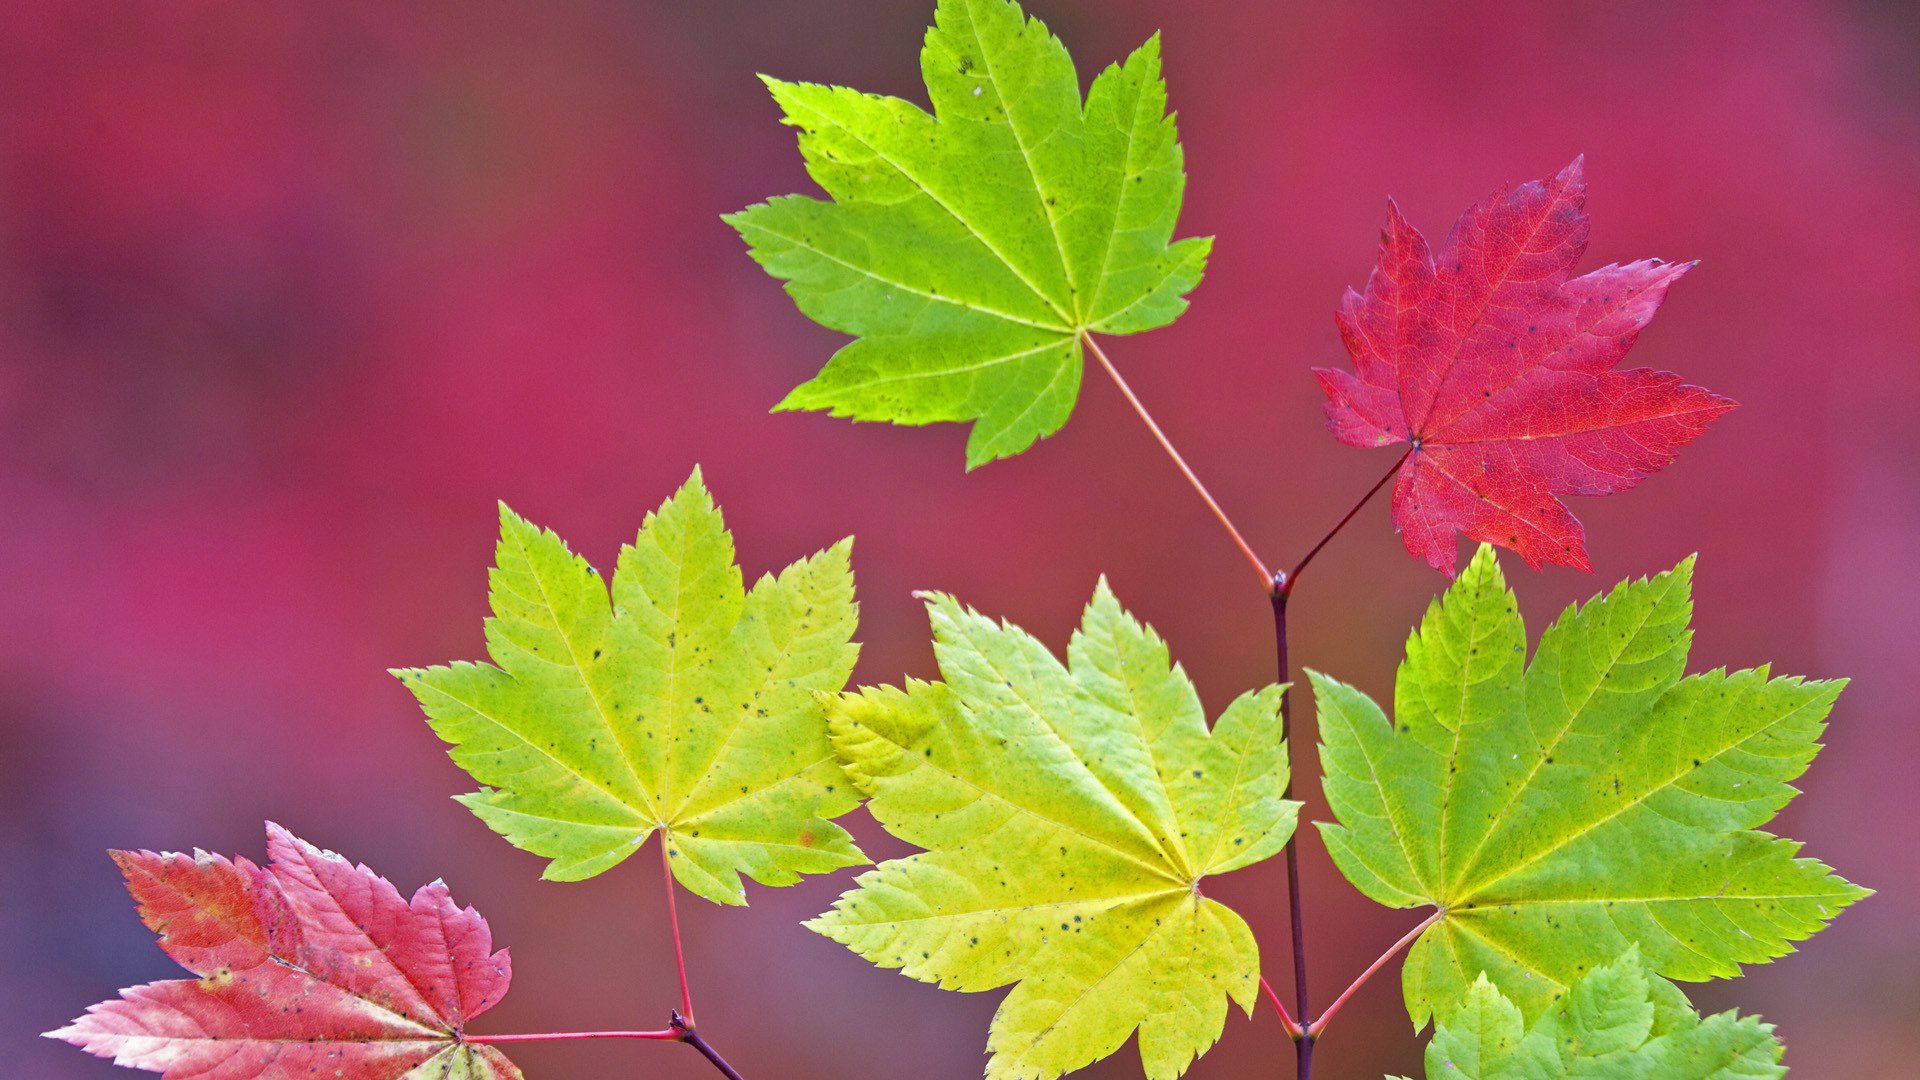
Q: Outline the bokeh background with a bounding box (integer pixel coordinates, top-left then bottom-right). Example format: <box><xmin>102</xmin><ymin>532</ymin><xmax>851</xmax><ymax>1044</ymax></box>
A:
<box><xmin>4</xmin><ymin>1</ymin><xmax>1915</xmax><ymax>1076</ymax></box>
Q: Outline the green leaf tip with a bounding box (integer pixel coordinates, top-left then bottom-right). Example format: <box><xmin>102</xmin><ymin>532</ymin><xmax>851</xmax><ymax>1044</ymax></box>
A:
<box><xmin>1412</xmin><ymin>947</ymin><xmax>1786</xmax><ymax>1079</ymax></box>
<box><xmin>730</xmin><ymin>0</ymin><xmax>1210</xmax><ymax>467</ymax></box>
<box><xmin>1316</xmin><ymin>545</ymin><xmax>1866</xmax><ymax>1030</ymax></box>
<box><xmin>398</xmin><ymin>468</ymin><xmax>868</xmax><ymax>905</ymax></box>
<box><xmin>812</xmin><ymin>583</ymin><xmax>1296</xmax><ymax>1080</ymax></box>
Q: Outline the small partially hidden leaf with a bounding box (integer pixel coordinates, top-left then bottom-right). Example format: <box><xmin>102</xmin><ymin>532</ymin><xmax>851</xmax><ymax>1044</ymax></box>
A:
<box><xmin>728</xmin><ymin>0</ymin><xmax>1211</xmax><ymax>467</ymax></box>
<box><xmin>397</xmin><ymin>468</ymin><xmax>866</xmax><ymax>903</ymax></box>
<box><xmin>813</xmin><ymin>582</ymin><xmax>1297</xmax><ymax>1080</ymax></box>
<box><xmin>1394</xmin><ymin>948</ymin><xmax>1785</xmax><ymax>1080</ymax></box>
<box><xmin>50</xmin><ymin>823</ymin><xmax>519</xmax><ymax>1079</ymax></box>
<box><xmin>1315</xmin><ymin>545</ymin><xmax>1866</xmax><ymax>1029</ymax></box>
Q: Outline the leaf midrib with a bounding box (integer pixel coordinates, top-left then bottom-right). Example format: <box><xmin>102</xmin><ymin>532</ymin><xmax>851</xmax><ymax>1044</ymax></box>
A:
<box><xmin>827</xmin><ymin>885</ymin><xmax>1184</xmax><ymax>931</ymax></box>
<box><xmin>1432</xmin><ymin>396</ymin><xmax>1727</xmax><ymax>447</ymax></box>
<box><xmin>1321</xmin><ymin>686</ymin><xmax>1430</xmax><ymax>898</ymax></box>
<box><xmin>1413</xmin><ymin>450</ymin><xmax>1570</xmax><ymax>554</ymax></box>
<box><xmin>1003</xmin><ymin>893</ymin><xmax>1192</xmax><ymax>1068</ymax></box>
<box><xmin>1423</xmin><ymin>266</ymin><xmax>1670</xmax><ymax>436</ymax></box>
<box><xmin>734</xmin><ymin>215</ymin><xmax>1068</xmax><ymax>334</ymax></box>
<box><xmin>1433</xmin><ymin>577</ymin><xmax>1507</xmax><ymax>898</ymax></box>
<box><xmin>1448</xmin><ymin>916</ymin><xmax>1570</xmax><ymax>998</ymax></box>
<box><xmin>1456</xmin><ymin>689</ymin><xmax>1832</xmax><ymax>902</ymax></box>
<box><xmin>276</xmin><ymin>845</ymin><xmax>458</xmax><ymax>1033</ymax></box>
<box><xmin>1084</xmin><ymin>56</ymin><xmax>1151</xmax><ymax>322</ymax></box>
<box><xmin>113</xmin><ymin>1030</ymin><xmax>457</xmax><ymax>1047</ymax></box>
<box><xmin>950</xmin><ymin>618</ymin><xmax>1177</xmax><ymax>870</ymax></box>
<box><xmin>815</xmin><ymin>339</ymin><xmax>1067</xmax><ymax>398</ymax></box>
<box><xmin>776</xmin><ymin>91</ymin><xmax>1074</xmax><ymax>329</ymax></box>
<box><xmin>1076</xmin><ymin>618</ymin><xmax>1193</xmax><ymax>876</ymax></box>
<box><xmin>862</xmin><ymin>711</ymin><xmax>1180</xmax><ymax>885</ymax></box>
<box><xmin>672</xmin><ymin>571</ymin><xmax>841</xmax><ymax>816</ymax></box>
<box><xmin>1447</xmin><ymin>574</ymin><xmax>1679</xmax><ymax>894</ymax></box>
<box><xmin>506</xmin><ymin>525</ymin><xmax>654</xmax><ymax>818</ymax></box>
<box><xmin>1413</xmin><ymin>180</ymin><xmax>1580</xmax><ymax>433</ymax></box>
<box><xmin>414</xmin><ymin>679</ymin><xmax>646</xmax><ymax>821</ymax></box>
<box><xmin>258</xmin><ymin>955</ymin><xmax>449</xmax><ymax>1040</ymax></box>
<box><xmin>1456</xmin><ymin>888</ymin><xmax>1860</xmax><ymax>909</ymax></box>
<box><xmin>953</xmin><ymin>0</ymin><xmax>1081</xmax><ymax>321</ymax></box>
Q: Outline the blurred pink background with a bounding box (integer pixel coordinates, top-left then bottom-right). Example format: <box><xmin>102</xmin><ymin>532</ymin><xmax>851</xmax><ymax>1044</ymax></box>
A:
<box><xmin>4</xmin><ymin>1</ymin><xmax>1915</xmax><ymax>1076</ymax></box>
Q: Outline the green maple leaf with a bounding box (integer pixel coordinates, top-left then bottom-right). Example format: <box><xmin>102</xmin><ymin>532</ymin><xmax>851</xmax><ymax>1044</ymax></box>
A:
<box><xmin>1316</xmin><ymin>544</ymin><xmax>1867</xmax><ymax>1029</ymax></box>
<box><xmin>726</xmin><ymin>0</ymin><xmax>1210</xmax><ymax>468</ymax></box>
<box><xmin>396</xmin><ymin>468</ymin><xmax>866</xmax><ymax>904</ymax></box>
<box><xmin>811</xmin><ymin>583</ymin><xmax>1296</xmax><ymax>1080</ymax></box>
<box><xmin>1393</xmin><ymin>947</ymin><xmax>1785</xmax><ymax>1080</ymax></box>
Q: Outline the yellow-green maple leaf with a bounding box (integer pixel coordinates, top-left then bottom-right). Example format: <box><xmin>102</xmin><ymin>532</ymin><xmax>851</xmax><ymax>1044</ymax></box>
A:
<box><xmin>1316</xmin><ymin>545</ymin><xmax>1866</xmax><ymax>1029</ymax></box>
<box><xmin>812</xmin><ymin>583</ymin><xmax>1296</xmax><ymax>1080</ymax></box>
<box><xmin>727</xmin><ymin>0</ymin><xmax>1210</xmax><ymax>468</ymax></box>
<box><xmin>396</xmin><ymin>469</ymin><xmax>866</xmax><ymax>904</ymax></box>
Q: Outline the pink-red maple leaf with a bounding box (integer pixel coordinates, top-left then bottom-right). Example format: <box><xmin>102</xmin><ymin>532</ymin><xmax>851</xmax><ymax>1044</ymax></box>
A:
<box><xmin>49</xmin><ymin>823</ymin><xmax>519</xmax><ymax>1079</ymax></box>
<box><xmin>1316</xmin><ymin>158</ymin><xmax>1735</xmax><ymax>576</ymax></box>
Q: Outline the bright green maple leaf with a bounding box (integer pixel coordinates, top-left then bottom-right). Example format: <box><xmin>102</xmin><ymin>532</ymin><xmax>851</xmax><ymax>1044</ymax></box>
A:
<box><xmin>811</xmin><ymin>583</ymin><xmax>1295</xmax><ymax>1080</ymax></box>
<box><xmin>396</xmin><ymin>468</ymin><xmax>866</xmax><ymax>904</ymax></box>
<box><xmin>1394</xmin><ymin>947</ymin><xmax>1785</xmax><ymax>1080</ymax></box>
<box><xmin>1316</xmin><ymin>544</ymin><xmax>1867</xmax><ymax>1029</ymax></box>
<box><xmin>726</xmin><ymin>0</ymin><xmax>1210</xmax><ymax>468</ymax></box>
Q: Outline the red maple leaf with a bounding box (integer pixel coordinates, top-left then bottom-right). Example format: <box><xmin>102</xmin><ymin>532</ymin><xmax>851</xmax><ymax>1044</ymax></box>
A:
<box><xmin>1315</xmin><ymin>158</ymin><xmax>1735</xmax><ymax>576</ymax></box>
<box><xmin>49</xmin><ymin>823</ymin><xmax>519</xmax><ymax>1079</ymax></box>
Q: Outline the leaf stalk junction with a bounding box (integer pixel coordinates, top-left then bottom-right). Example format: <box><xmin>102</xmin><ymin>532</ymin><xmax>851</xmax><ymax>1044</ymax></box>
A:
<box><xmin>1092</xmin><ymin>330</ymin><xmax>1422</xmax><ymax>1078</ymax></box>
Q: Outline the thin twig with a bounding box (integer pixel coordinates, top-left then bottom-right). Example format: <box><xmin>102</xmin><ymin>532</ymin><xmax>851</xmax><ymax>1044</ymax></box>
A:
<box><xmin>1268</xmin><ymin>446</ymin><xmax>1416</xmax><ymax>1078</ymax></box>
<box><xmin>466</xmin><ymin>1016</ymin><xmax>747</xmax><ymax>1080</ymax></box>
<box><xmin>675</xmin><ymin>1012</ymin><xmax>746</xmax><ymax>1080</ymax></box>
<box><xmin>1278</xmin><ymin>446</ymin><xmax>1411</xmax><ymax>598</ymax></box>
<box><xmin>661</xmin><ymin>838</ymin><xmax>696</xmax><ymax>1026</ymax></box>
<box><xmin>465</xmin><ymin>1030</ymin><xmax>680</xmax><ymax>1043</ymax></box>
<box><xmin>1082</xmin><ymin>332</ymin><xmax>1273</xmax><ymax>590</ymax></box>
<box><xmin>1270</xmin><ymin>587</ymin><xmax>1314</xmax><ymax>1079</ymax></box>
<box><xmin>1306</xmin><ymin>910</ymin><xmax>1444</xmax><ymax>1039</ymax></box>
<box><xmin>1259</xmin><ymin>975</ymin><xmax>1304</xmax><ymax>1039</ymax></box>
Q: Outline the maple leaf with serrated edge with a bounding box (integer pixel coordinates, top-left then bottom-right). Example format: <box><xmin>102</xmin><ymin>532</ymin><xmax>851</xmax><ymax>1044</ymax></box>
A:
<box><xmin>49</xmin><ymin>823</ymin><xmax>519</xmax><ymax>1080</ymax></box>
<box><xmin>1314</xmin><ymin>544</ymin><xmax>1867</xmax><ymax>1029</ymax></box>
<box><xmin>395</xmin><ymin>468</ymin><xmax>866</xmax><ymax>904</ymax></box>
<box><xmin>1316</xmin><ymin>158</ymin><xmax>1735</xmax><ymax>576</ymax></box>
<box><xmin>811</xmin><ymin>582</ymin><xmax>1297</xmax><ymax>1080</ymax></box>
<box><xmin>726</xmin><ymin>0</ymin><xmax>1209</xmax><ymax>468</ymax></box>
<box><xmin>1390</xmin><ymin>948</ymin><xmax>1785</xmax><ymax>1080</ymax></box>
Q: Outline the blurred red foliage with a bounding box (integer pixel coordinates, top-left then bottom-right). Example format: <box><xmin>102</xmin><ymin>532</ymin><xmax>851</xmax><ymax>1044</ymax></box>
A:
<box><xmin>4</xmin><ymin>2</ymin><xmax>1915</xmax><ymax>1077</ymax></box>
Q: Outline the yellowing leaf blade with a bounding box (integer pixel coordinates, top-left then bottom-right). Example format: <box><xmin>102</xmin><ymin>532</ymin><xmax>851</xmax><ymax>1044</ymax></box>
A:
<box><xmin>399</xmin><ymin>469</ymin><xmax>866</xmax><ymax>904</ymax></box>
<box><xmin>815</xmin><ymin>585</ymin><xmax>1295</xmax><ymax>1080</ymax></box>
